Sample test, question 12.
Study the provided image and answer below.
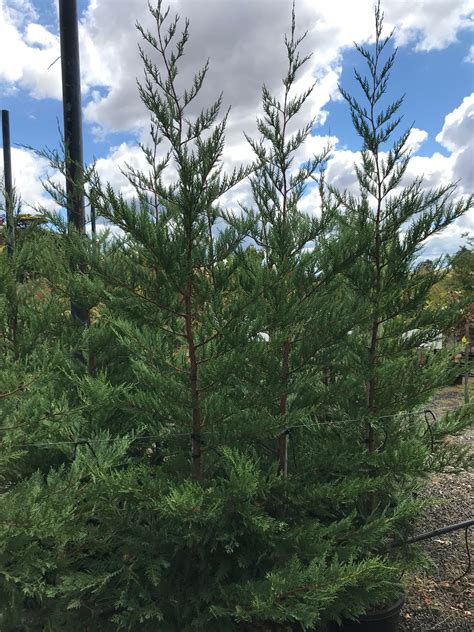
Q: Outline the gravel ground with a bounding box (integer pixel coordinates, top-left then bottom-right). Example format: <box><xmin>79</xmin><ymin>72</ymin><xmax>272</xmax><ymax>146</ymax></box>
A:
<box><xmin>400</xmin><ymin>379</ymin><xmax>473</xmax><ymax>632</ymax></box>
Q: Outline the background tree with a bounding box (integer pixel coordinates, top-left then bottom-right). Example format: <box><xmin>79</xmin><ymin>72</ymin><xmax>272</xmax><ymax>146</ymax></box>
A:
<box><xmin>449</xmin><ymin>237</ymin><xmax>474</xmax><ymax>294</ymax></box>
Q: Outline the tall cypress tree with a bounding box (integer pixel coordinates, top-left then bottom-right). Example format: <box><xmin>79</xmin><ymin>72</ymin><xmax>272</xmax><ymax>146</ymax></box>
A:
<box><xmin>228</xmin><ymin>2</ymin><xmax>360</xmax><ymax>477</ymax></box>
<box><xmin>320</xmin><ymin>0</ymin><xmax>473</xmax><ymax>567</ymax></box>
<box><xmin>83</xmin><ymin>0</ymin><xmax>254</xmax><ymax>482</ymax></box>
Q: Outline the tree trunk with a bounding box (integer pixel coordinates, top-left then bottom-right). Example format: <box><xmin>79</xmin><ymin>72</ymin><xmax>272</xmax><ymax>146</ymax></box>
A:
<box><xmin>278</xmin><ymin>340</ymin><xmax>290</xmax><ymax>476</ymax></box>
<box><xmin>185</xmin><ymin>281</ymin><xmax>202</xmax><ymax>481</ymax></box>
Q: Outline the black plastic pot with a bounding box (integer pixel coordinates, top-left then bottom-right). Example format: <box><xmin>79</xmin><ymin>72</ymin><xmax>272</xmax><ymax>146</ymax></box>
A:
<box><xmin>329</xmin><ymin>598</ymin><xmax>404</xmax><ymax>632</ymax></box>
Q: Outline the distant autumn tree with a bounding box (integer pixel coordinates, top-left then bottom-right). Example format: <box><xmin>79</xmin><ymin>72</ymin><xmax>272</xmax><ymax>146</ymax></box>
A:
<box><xmin>449</xmin><ymin>238</ymin><xmax>474</xmax><ymax>294</ymax></box>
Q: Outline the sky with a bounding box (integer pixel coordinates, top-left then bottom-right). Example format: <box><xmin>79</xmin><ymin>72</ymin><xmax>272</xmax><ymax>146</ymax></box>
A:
<box><xmin>0</xmin><ymin>0</ymin><xmax>473</xmax><ymax>257</ymax></box>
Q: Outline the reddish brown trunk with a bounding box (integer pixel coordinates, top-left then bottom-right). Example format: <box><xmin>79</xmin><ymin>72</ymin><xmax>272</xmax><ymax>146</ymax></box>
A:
<box><xmin>185</xmin><ymin>280</ymin><xmax>202</xmax><ymax>481</ymax></box>
<box><xmin>366</xmin><ymin>317</ymin><xmax>379</xmax><ymax>515</ymax></box>
<box><xmin>365</xmin><ymin>40</ymin><xmax>385</xmax><ymax>513</ymax></box>
<box><xmin>366</xmin><ymin>318</ymin><xmax>379</xmax><ymax>454</ymax></box>
<box><xmin>278</xmin><ymin>340</ymin><xmax>290</xmax><ymax>476</ymax></box>
<box><xmin>88</xmin><ymin>352</ymin><xmax>97</xmax><ymax>377</ymax></box>
<box><xmin>366</xmin><ymin>207</ymin><xmax>381</xmax><ymax>512</ymax></box>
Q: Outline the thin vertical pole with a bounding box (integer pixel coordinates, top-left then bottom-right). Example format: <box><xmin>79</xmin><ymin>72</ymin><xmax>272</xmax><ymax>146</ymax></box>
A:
<box><xmin>88</xmin><ymin>196</ymin><xmax>97</xmax><ymax>375</ymax></box>
<box><xmin>90</xmin><ymin>204</ymin><xmax>96</xmax><ymax>236</ymax></box>
<box><xmin>59</xmin><ymin>0</ymin><xmax>89</xmax><ymax>325</ymax></box>
<box><xmin>2</xmin><ymin>110</ymin><xmax>18</xmax><ymax>351</ymax></box>
<box><xmin>2</xmin><ymin>110</ymin><xmax>14</xmax><ymax>258</ymax></box>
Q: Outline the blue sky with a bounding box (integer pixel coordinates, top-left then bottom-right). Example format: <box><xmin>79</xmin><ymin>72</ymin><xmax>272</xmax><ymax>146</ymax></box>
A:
<box><xmin>329</xmin><ymin>29</ymin><xmax>474</xmax><ymax>156</ymax></box>
<box><xmin>0</xmin><ymin>0</ymin><xmax>473</xmax><ymax>256</ymax></box>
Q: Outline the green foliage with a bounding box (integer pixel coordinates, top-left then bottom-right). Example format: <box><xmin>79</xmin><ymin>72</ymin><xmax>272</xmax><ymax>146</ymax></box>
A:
<box><xmin>322</xmin><ymin>0</ymin><xmax>473</xmax><ymax>551</ymax></box>
<box><xmin>427</xmin><ymin>239</ymin><xmax>473</xmax><ymax>318</ymax></box>
<box><xmin>0</xmin><ymin>2</ymin><xmax>472</xmax><ymax>630</ymax></box>
<box><xmin>449</xmin><ymin>238</ymin><xmax>474</xmax><ymax>294</ymax></box>
<box><xmin>0</xmin><ymin>445</ymin><xmax>406</xmax><ymax>631</ymax></box>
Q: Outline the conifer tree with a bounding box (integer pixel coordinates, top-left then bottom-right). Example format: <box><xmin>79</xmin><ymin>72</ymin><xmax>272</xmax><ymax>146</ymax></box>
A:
<box><xmin>320</xmin><ymin>0</ymin><xmax>473</xmax><ymax>562</ymax></box>
<box><xmin>227</xmin><ymin>2</ymin><xmax>361</xmax><ymax>478</ymax></box>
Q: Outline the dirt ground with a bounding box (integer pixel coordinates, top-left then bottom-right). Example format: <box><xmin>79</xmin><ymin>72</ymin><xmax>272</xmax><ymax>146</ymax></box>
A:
<box><xmin>400</xmin><ymin>379</ymin><xmax>473</xmax><ymax>632</ymax></box>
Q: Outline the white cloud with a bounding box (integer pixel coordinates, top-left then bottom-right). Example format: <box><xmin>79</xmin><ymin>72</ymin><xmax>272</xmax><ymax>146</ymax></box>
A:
<box><xmin>407</xmin><ymin>127</ymin><xmax>429</xmax><ymax>154</ymax></box>
<box><xmin>436</xmin><ymin>93</ymin><xmax>474</xmax><ymax>152</ymax></box>
<box><xmin>325</xmin><ymin>149</ymin><xmax>361</xmax><ymax>194</ymax></box>
<box><xmin>0</xmin><ymin>146</ymin><xmax>59</xmax><ymax>212</ymax></box>
<box><xmin>421</xmin><ymin>223</ymin><xmax>473</xmax><ymax>258</ymax></box>
<box><xmin>3</xmin><ymin>0</ymin><xmax>36</xmax><ymax>26</ymax></box>
<box><xmin>0</xmin><ymin>0</ymin><xmax>126</xmax><ymax>100</ymax></box>
<box><xmin>75</xmin><ymin>0</ymin><xmax>473</xmax><ymax>139</ymax></box>
<box><xmin>299</xmin><ymin>184</ymin><xmax>322</xmax><ymax>216</ymax></box>
<box><xmin>386</xmin><ymin>0</ymin><xmax>473</xmax><ymax>51</ymax></box>
<box><xmin>2</xmin><ymin>0</ymin><xmax>473</xmax><ymax>138</ymax></box>
<box><xmin>435</xmin><ymin>93</ymin><xmax>474</xmax><ymax>194</ymax></box>
<box><xmin>0</xmin><ymin>0</ymin><xmax>61</xmax><ymax>99</ymax></box>
<box><xmin>94</xmin><ymin>142</ymin><xmax>148</xmax><ymax>199</ymax></box>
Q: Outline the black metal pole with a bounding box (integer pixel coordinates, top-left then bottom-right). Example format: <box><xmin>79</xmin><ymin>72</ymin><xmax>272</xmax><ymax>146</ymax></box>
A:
<box><xmin>2</xmin><ymin>110</ymin><xmax>14</xmax><ymax>258</ymax></box>
<box><xmin>59</xmin><ymin>0</ymin><xmax>89</xmax><ymax>325</ymax></box>
<box><xmin>90</xmin><ymin>204</ymin><xmax>96</xmax><ymax>236</ymax></box>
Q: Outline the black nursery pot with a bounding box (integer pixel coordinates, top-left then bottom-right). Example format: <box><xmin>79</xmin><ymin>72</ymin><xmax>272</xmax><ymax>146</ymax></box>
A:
<box><xmin>329</xmin><ymin>598</ymin><xmax>404</xmax><ymax>632</ymax></box>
